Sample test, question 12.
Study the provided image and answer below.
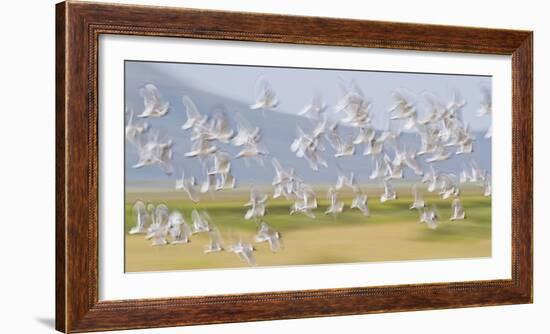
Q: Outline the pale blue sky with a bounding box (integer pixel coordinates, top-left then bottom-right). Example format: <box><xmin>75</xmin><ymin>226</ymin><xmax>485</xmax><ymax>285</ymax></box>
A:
<box><xmin>148</xmin><ymin>61</ymin><xmax>491</xmax><ymax>131</ymax></box>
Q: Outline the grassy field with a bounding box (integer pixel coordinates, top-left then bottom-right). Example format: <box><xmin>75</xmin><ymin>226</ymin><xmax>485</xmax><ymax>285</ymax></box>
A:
<box><xmin>124</xmin><ymin>185</ymin><xmax>491</xmax><ymax>272</ymax></box>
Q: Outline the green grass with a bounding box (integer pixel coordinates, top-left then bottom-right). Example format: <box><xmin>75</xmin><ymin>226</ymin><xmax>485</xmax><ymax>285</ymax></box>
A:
<box><xmin>124</xmin><ymin>186</ymin><xmax>491</xmax><ymax>272</ymax></box>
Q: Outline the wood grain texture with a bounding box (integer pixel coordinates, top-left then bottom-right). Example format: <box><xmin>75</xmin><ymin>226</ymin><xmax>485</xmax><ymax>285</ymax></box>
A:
<box><xmin>55</xmin><ymin>2</ymin><xmax>67</xmax><ymax>332</ymax></box>
<box><xmin>55</xmin><ymin>1</ymin><xmax>533</xmax><ymax>332</ymax></box>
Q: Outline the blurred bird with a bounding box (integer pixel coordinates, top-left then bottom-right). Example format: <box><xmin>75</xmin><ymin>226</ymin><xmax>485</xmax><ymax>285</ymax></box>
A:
<box><xmin>167</xmin><ymin>210</ymin><xmax>192</xmax><ymax>244</ymax></box>
<box><xmin>483</xmin><ymin>171</ymin><xmax>492</xmax><ymax>197</ymax></box>
<box><xmin>184</xmin><ymin>139</ymin><xmax>218</xmax><ymax>161</ymax></box>
<box><xmin>350</xmin><ymin>193</ymin><xmax>370</xmax><ymax>216</ymax></box>
<box><xmin>132</xmin><ymin>130</ymin><xmax>174</xmax><ymax>175</ymax></box>
<box><xmin>129</xmin><ymin>200</ymin><xmax>149</xmax><ymax>234</ymax></box>
<box><xmin>353</xmin><ymin>126</ymin><xmax>376</xmax><ymax>148</ymax></box>
<box><xmin>409</xmin><ymin>184</ymin><xmax>425</xmax><ymax>209</ymax></box>
<box><xmin>125</xmin><ymin>108</ymin><xmax>149</xmax><ymax>147</ymax></box>
<box><xmin>477</xmin><ymin>86</ymin><xmax>492</xmax><ymax>117</ymax></box>
<box><xmin>191</xmin><ymin>210</ymin><xmax>212</xmax><ymax>234</ymax></box>
<box><xmin>291</xmin><ymin>126</ymin><xmax>327</xmax><ymax>171</ymax></box>
<box><xmin>325</xmin><ymin>187</ymin><xmax>344</xmax><ymax>215</ymax></box>
<box><xmin>154</xmin><ymin>204</ymin><xmax>170</xmax><ymax>226</ymax></box>
<box><xmin>137</xmin><ymin>83</ymin><xmax>170</xmax><ymax>118</ymax></box>
<box><xmin>145</xmin><ymin>222</ymin><xmax>168</xmax><ymax>246</ymax></box>
<box><xmin>271</xmin><ymin>158</ymin><xmax>297</xmax><ymax>199</ymax></box>
<box><xmin>446</xmin><ymin>90</ymin><xmax>467</xmax><ymax>117</ymax></box>
<box><xmin>450</xmin><ymin>198</ymin><xmax>466</xmax><ymax>221</ymax></box>
<box><xmin>290</xmin><ymin>184</ymin><xmax>317</xmax><ymax>218</ymax></box>
<box><xmin>244</xmin><ymin>188</ymin><xmax>268</xmax><ymax>220</ymax></box>
<box><xmin>335</xmin><ymin>169</ymin><xmax>356</xmax><ymax>191</ymax></box>
<box><xmin>207</xmin><ymin>151</ymin><xmax>236</xmax><ymax>191</ymax></box>
<box><xmin>209</xmin><ymin>107</ymin><xmax>235</xmax><ymax>143</ymax></box>
<box><xmin>145</xmin><ymin>204</ymin><xmax>170</xmax><ymax>246</ymax></box>
<box><xmin>335</xmin><ymin>78</ymin><xmax>373</xmax><ymax>127</ymax></box>
<box><xmin>204</xmin><ymin>228</ymin><xmax>224</xmax><ymax>254</ymax></box>
<box><xmin>384</xmin><ymin>153</ymin><xmax>404</xmax><ymax>180</ymax></box>
<box><xmin>175</xmin><ymin>170</ymin><xmax>199</xmax><ymax>203</ymax></box>
<box><xmin>389</xmin><ymin>88</ymin><xmax>417</xmax><ymax>121</ymax></box>
<box><xmin>369</xmin><ymin>156</ymin><xmax>386</xmax><ymax>180</ymax></box>
<box><xmin>250</xmin><ymin>76</ymin><xmax>279</xmax><ymax>111</ymax></box>
<box><xmin>254</xmin><ymin>222</ymin><xmax>282</xmax><ymax>252</ymax></box>
<box><xmin>200</xmin><ymin>172</ymin><xmax>214</xmax><ymax>194</ymax></box>
<box><xmin>298</xmin><ymin>93</ymin><xmax>327</xmax><ymax>119</ymax></box>
<box><xmin>235</xmin><ymin>142</ymin><xmax>267</xmax><ymax>166</ymax></box>
<box><xmin>228</xmin><ymin>240</ymin><xmax>256</xmax><ymax>266</ymax></box>
<box><xmin>380</xmin><ymin>179</ymin><xmax>397</xmax><ymax>202</ymax></box>
<box><xmin>326</xmin><ymin>126</ymin><xmax>356</xmax><ymax>158</ymax></box>
<box><xmin>426</xmin><ymin>145</ymin><xmax>452</xmax><ymax>163</ymax></box>
<box><xmin>181</xmin><ymin>95</ymin><xmax>208</xmax><ymax>130</ymax></box>
<box><xmin>231</xmin><ymin>113</ymin><xmax>262</xmax><ymax>147</ymax></box>
<box><xmin>419</xmin><ymin>206</ymin><xmax>440</xmax><ymax>229</ymax></box>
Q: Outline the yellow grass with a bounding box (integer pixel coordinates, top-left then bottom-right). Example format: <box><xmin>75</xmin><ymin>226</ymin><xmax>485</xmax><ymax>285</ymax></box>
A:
<box><xmin>124</xmin><ymin>186</ymin><xmax>491</xmax><ymax>272</ymax></box>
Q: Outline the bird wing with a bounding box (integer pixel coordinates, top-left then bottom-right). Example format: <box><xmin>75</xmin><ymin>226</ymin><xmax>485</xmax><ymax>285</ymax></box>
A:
<box><xmin>208</xmin><ymin>228</ymin><xmax>223</xmax><ymax>248</ymax></box>
<box><xmin>182</xmin><ymin>95</ymin><xmax>201</xmax><ymax>120</ymax></box>
<box><xmin>191</xmin><ymin>209</ymin><xmax>201</xmax><ymax>227</ymax></box>
<box><xmin>240</xmin><ymin>247</ymin><xmax>256</xmax><ymax>266</ymax></box>
<box><xmin>140</xmin><ymin>84</ymin><xmax>161</xmax><ymax>109</ymax></box>
<box><xmin>168</xmin><ymin>210</ymin><xmax>184</xmax><ymax>226</ymax></box>
<box><xmin>155</xmin><ymin>204</ymin><xmax>170</xmax><ymax>225</ymax></box>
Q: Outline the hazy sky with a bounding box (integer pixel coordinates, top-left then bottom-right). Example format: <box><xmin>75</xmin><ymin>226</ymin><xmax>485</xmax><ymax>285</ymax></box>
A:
<box><xmin>125</xmin><ymin>61</ymin><xmax>491</xmax><ymax>184</ymax></box>
<box><xmin>148</xmin><ymin>61</ymin><xmax>492</xmax><ymax>131</ymax></box>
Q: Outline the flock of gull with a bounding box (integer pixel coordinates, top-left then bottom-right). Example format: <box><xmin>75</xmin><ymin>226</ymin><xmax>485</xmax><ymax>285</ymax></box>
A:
<box><xmin>126</xmin><ymin>77</ymin><xmax>492</xmax><ymax>265</ymax></box>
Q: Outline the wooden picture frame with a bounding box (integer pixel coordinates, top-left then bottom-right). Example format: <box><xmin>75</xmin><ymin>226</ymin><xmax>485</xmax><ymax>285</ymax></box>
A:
<box><xmin>56</xmin><ymin>1</ymin><xmax>533</xmax><ymax>332</ymax></box>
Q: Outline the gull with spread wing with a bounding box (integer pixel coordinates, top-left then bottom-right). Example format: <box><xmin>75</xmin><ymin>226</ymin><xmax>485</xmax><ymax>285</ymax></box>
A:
<box><xmin>132</xmin><ymin>130</ymin><xmax>174</xmax><ymax>175</ymax></box>
<box><xmin>326</xmin><ymin>126</ymin><xmax>356</xmax><ymax>158</ymax></box>
<box><xmin>250</xmin><ymin>76</ymin><xmax>279</xmax><ymax>111</ymax></box>
<box><xmin>383</xmin><ymin>153</ymin><xmax>403</xmax><ymax>180</ymax></box>
<box><xmin>137</xmin><ymin>83</ymin><xmax>170</xmax><ymax>118</ymax></box>
<box><xmin>231</xmin><ymin>113</ymin><xmax>262</xmax><ymax>147</ymax></box>
<box><xmin>228</xmin><ymin>240</ymin><xmax>256</xmax><ymax>266</ymax></box>
<box><xmin>207</xmin><ymin>151</ymin><xmax>236</xmax><ymax>191</ymax></box>
<box><xmin>335</xmin><ymin>78</ymin><xmax>373</xmax><ymax>127</ymax></box>
<box><xmin>271</xmin><ymin>158</ymin><xmax>297</xmax><ymax>199</ymax></box>
<box><xmin>254</xmin><ymin>222</ymin><xmax>282</xmax><ymax>252</ymax></box>
<box><xmin>389</xmin><ymin>88</ymin><xmax>417</xmax><ymax>121</ymax></box>
<box><xmin>298</xmin><ymin>93</ymin><xmax>327</xmax><ymax>119</ymax></box>
<box><xmin>244</xmin><ymin>188</ymin><xmax>268</xmax><ymax>220</ymax></box>
<box><xmin>209</xmin><ymin>106</ymin><xmax>235</xmax><ymax>143</ymax></box>
<box><xmin>290</xmin><ymin>183</ymin><xmax>317</xmax><ymax>218</ymax></box>
<box><xmin>181</xmin><ymin>95</ymin><xmax>208</xmax><ymax>131</ymax></box>
<box><xmin>184</xmin><ymin>139</ymin><xmax>218</xmax><ymax>161</ymax></box>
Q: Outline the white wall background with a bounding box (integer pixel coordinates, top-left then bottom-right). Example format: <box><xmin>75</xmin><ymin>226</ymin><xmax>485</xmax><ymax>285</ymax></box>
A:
<box><xmin>0</xmin><ymin>0</ymin><xmax>546</xmax><ymax>333</ymax></box>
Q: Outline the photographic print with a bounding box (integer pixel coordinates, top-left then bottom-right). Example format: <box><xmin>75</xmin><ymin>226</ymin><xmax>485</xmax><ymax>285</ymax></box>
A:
<box><xmin>124</xmin><ymin>61</ymin><xmax>492</xmax><ymax>272</ymax></box>
<box><xmin>56</xmin><ymin>4</ymin><xmax>532</xmax><ymax>330</ymax></box>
